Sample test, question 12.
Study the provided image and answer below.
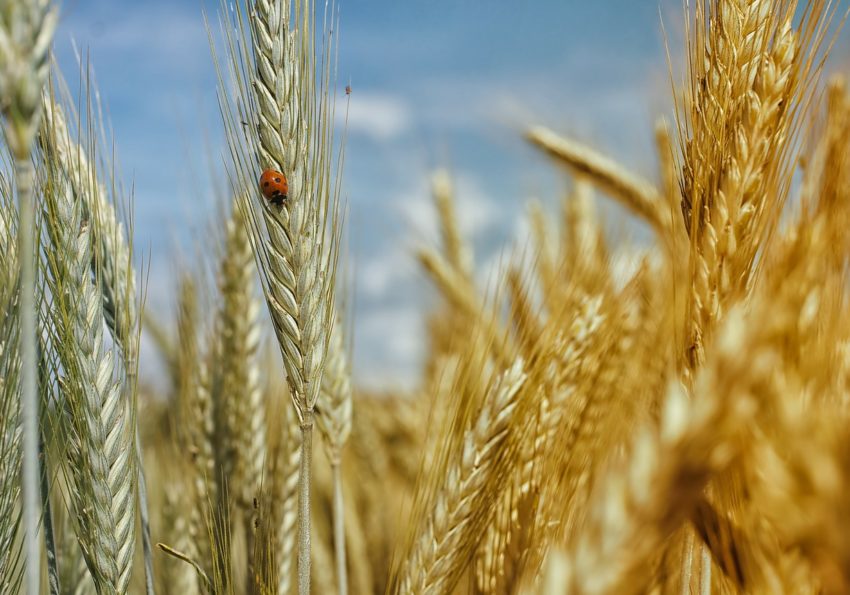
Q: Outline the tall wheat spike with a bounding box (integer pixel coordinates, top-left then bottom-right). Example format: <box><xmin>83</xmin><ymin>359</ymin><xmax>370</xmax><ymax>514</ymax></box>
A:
<box><xmin>679</xmin><ymin>0</ymin><xmax>831</xmax><ymax>369</ymax></box>
<box><xmin>216</xmin><ymin>198</ymin><xmax>265</xmax><ymax>504</ymax></box>
<box><xmin>41</xmin><ymin>92</ymin><xmax>154</xmax><ymax>594</ymax></box>
<box><xmin>213</xmin><ymin>198</ymin><xmax>266</xmax><ymax>590</ymax></box>
<box><xmin>41</xmin><ymin>123</ymin><xmax>136</xmax><ymax>592</ymax></box>
<box><xmin>0</xmin><ymin>1</ymin><xmax>57</xmax><ymax>590</ymax></box>
<box><xmin>214</xmin><ymin>0</ymin><xmax>344</xmax><ymax>592</ymax></box>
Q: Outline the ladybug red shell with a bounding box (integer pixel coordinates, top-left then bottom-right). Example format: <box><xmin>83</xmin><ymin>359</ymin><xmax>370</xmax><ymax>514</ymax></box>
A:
<box><xmin>259</xmin><ymin>169</ymin><xmax>289</xmax><ymax>205</ymax></box>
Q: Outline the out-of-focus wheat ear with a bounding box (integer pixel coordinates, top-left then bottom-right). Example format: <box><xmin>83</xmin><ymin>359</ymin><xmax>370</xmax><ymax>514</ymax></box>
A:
<box><xmin>40</xmin><ymin>132</ymin><xmax>136</xmax><ymax>591</ymax></box>
<box><xmin>567</xmin><ymin>310</ymin><xmax>756</xmax><ymax>595</ymax></box>
<box><xmin>395</xmin><ymin>360</ymin><xmax>527</xmax><ymax>595</ymax></box>
<box><xmin>527</xmin><ymin>198</ymin><xmax>558</xmax><ymax>308</ymax></box>
<box><xmin>160</xmin><ymin>475</ymin><xmax>201</xmax><ymax>595</ymax></box>
<box><xmin>559</xmin><ymin>180</ymin><xmax>611</xmax><ymax>298</ymax></box>
<box><xmin>527</xmin><ymin>126</ymin><xmax>670</xmax><ymax>235</ymax></box>
<box><xmin>174</xmin><ymin>275</ymin><xmax>216</xmax><ymax>578</ymax></box>
<box><xmin>269</xmin><ymin>402</ymin><xmax>301</xmax><ymax>595</ymax></box>
<box><xmin>0</xmin><ymin>178</ymin><xmax>23</xmax><ymax>593</ymax></box>
<box><xmin>418</xmin><ymin>247</ymin><xmax>514</xmax><ymax>365</ymax></box>
<box><xmin>213</xmin><ymin>197</ymin><xmax>265</xmax><ymax>589</ymax></box>
<box><xmin>432</xmin><ymin>168</ymin><xmax>474</xmax><ymax>284</ymax></box>
<box><xmin>190</xmin><ymin>359</ymin><xmax>218</xmax><ymax>575</ymax></box>
<box><xmin>0</xmin><ymin>1</ymin><xmax>57</xmax><ymax>591</ymax></box>
<box><xmin>220</xmin><ymin>199</ymin><xmax>266</xmax><ymax>507</ymax></box>
<box><xmin>316</xmin><ymin>316</ymin><xmax>352</xmax><ymax>595</ymax></box>
<box><xmin>58</xmin><ymin>514</ymin><xmax>95</xmax><ymax>595</ymax></box>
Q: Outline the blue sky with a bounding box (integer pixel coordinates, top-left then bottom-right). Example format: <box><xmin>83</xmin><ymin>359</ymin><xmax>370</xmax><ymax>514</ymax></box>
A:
<box><xmin>52</xmin><ymin>0</ymin><xmax>690</xmax><ymax>389</ymax></box>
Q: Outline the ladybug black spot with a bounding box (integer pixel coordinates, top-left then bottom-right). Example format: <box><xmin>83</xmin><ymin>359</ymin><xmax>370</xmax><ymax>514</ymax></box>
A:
<box><xmin>274</xmin><ymin>177</ymin><xmax>281</xmax><ymax>183</ymax></box>
<box><xmin>263</xmin><ymin>181</ymin><xmax>269</xmax><ymax>187</ymax></box>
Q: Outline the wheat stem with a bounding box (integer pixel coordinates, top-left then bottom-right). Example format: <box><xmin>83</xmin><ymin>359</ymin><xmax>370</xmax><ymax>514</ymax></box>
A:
<box><xmin>17</xmin><ymin>158</ymin><xmax>40</xmax><ymax>595</ymax></box>
<box><xmin>331</xmin><ymin>460</ymin><xmax>348</xmax><ymax>595</ymax></box>
<box><xmin>298</xmin><ymin>412</ymin><xmax>314</xmax><ymax>595</ymax></box>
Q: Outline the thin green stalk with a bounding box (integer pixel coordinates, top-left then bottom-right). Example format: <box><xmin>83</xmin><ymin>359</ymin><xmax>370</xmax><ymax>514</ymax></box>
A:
<box><xmin>136</xmin><ymin>427</ymin><xmax>154</xmax><ymax>595</ymax></box>
<box><xmin>298</xmin><ymin>413</ymin><xmax>314</xmax><ymax>595</ymax></box>
<box><xmin>16</xmin><ymin>157</ymin><xmax>39</xmax><ymax>595</ymax></box>
<box><xmin>40</xmin><ymin>428</ymin><xmax>58</xmax><ymax>595</ymax></box>
<box><xmin>331</xmin><ymin>459</ymin><xmax>347</xmax><ymax>595</ymax></box>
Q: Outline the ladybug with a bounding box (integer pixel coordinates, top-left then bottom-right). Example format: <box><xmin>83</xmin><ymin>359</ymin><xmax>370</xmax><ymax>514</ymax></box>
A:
<box><xmin>259</xmin><ymin>169</ymin><xmax>288</xmax><ymax>205</ymax></box>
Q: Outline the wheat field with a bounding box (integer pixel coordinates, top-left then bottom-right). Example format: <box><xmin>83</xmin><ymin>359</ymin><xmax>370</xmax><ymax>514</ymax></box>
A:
<box><xmin>1</xmin><ymin>0</ymin><xmax>850</xmax><ymax>593</ymax></box>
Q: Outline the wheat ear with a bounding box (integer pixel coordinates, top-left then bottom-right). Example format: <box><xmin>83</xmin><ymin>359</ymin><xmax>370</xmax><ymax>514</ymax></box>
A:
<box><xmin>680</xmin><ymin>1</ymin><xmax>831</xmax><ymax>367</ymax></box>
<box><xmin>218</xmin><ymin>199</ymin><xmax>265</xmax><ymax>508</ymax></box>
<box><xmin>0</xmin><ymin>1</ymin><xmax>56</xmax><ymax>590</ymax></box>
<box><xmin>316</xmin><ymin>317</ymin><xmax>352</xmax><ymax>595</ymax></box>
<box><xmin>396</xmin><ymin>360</ymin><xmax>527</xmax><ymax>595</ymax></box>
<box><xmin>270</xmin><ymin>402</ymin><xmax>301</xmax><ymax>594</ymax></box>
<box><xmin>41</xmin><ymin>94</ymin><xmax>154</xmax><ymax>595</ymax></box>
<box><xmin>431</xmin><ymin>169</ymin><xmax>474</xmax><ymax>284</ymax></box>
<box><xmin>216</xmin><ymin>1</ymin><xmax>343</xmax><ymax>592</ymax></box>
<box><xmin>41</xmin><ymin>136</ymin><xmax>136</xmax><ymax>592</ymax></box>
<box><xmin>175</xmin><ymin>276</ymin><xmax>217</xmax><ymax>577</ymax></box>
<box><xmin>214</xmin><ymin>198</ymin><xmax>265</xmax><ymax>589</ymax></box>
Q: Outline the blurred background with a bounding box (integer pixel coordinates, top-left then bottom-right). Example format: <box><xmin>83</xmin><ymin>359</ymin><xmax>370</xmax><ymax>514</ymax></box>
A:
<box><xmin>53</xmin><ymin>0</ymin><xmax>685</xmax><ymax>390</ymax></box>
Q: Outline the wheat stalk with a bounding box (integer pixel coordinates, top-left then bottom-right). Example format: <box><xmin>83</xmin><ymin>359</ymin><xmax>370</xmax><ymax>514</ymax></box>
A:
<box><xmin>215</xmin><ymin>1</ymin><xmax>344</xmax><ymax>590</ymax></box>
<box><xmin>396</xmin><ymin>360</ymin><xmax>526</xmax><ymax>595</ymax></box>
<box><xmin>0</xmin><ymin>1</ymin><xmax>57</xmax><ymax>590</ymax></box>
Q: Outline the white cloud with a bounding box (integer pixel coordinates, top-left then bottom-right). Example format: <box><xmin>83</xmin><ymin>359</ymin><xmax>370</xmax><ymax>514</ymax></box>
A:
<box><xmin>354</xmin><ymin>305</ymin><xmax>424</xmax><ymax>391</ymax></box>
<box><xmin>342</xmin><ymin>92</ymin><xmax>413</xmax><ymax>141</ymax></box>
<box><xmin>358</xmin><ymin>248</ymin><xmax>418</xmax><ymax>299</ymax></box>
